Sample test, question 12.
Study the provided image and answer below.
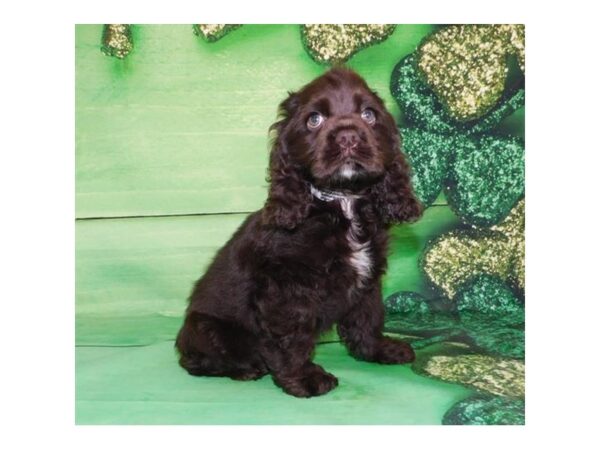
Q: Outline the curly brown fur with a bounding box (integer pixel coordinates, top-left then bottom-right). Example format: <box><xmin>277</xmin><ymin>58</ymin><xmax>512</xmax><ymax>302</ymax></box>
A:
<box><xmin>176</xmin><ymin>67</ymin><xmax>422</xmax><ymax>398</ymax></box>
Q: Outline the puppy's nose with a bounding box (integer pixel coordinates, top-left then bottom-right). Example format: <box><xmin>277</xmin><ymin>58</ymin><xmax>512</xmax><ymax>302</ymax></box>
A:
<box><xmin>335</xmin><ymin>129</ymin><xmax>359</xmax><ymax>150</ymax></box>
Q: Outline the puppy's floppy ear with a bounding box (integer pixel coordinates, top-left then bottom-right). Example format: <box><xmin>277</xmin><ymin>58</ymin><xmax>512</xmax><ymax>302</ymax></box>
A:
<box><xmin>370</xmin><ymin>130</ymin><xmax>423</xmax><ymax>225</ymax></box>
<box><xmin>262</xmin><ymin>93</ymin><xmax>312</xmax><ymax>230</ymax></box>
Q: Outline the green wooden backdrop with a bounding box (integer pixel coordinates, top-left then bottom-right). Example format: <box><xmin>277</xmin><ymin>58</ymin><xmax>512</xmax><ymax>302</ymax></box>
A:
<box><xmin>75</xmin><ymin>24</ymin><xmax>524</xmax><ymax>424</ymax></box>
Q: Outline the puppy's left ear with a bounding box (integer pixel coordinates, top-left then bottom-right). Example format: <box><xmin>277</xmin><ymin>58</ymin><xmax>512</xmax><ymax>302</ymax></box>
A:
<box><xmin>370</xmin><ymin>131</ymin><xmax>423</xmax><ymax>225</ymax></box>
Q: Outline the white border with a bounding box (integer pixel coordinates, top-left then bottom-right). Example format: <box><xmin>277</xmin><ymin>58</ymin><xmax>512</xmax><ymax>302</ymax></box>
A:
<box><xmin>3</xmin><ymin>0</ymin><xmax>599</xmax><ymax>448</ymax></box>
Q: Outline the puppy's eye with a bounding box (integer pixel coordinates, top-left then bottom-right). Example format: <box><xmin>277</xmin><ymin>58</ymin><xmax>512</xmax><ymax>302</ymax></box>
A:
<box><xmin>361</xmin><ymin>108</ymin><xmax>376</xmax><ymax>125</ymax></box>
<box><xmin>307</xmin><ymin>112</ymin><xmax>324</xmax><ymax>129</ymax></box>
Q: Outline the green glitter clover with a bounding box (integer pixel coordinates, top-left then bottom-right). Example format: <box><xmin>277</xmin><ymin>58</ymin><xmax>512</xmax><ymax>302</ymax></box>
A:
<box><xmin>384</xmin><ymin>275</ymin><xmax>524</xmax><ymax>359</ymax></box>
<box><xmin>443</xmin><ymin>395</ymin><xmax>525</xmax><ymax>425</ymax></box>
<box><xmin>392</xmin><ymin>54</ymin><xmax>525</xmax><ymax>136</ymax></box>
<box><xmin>393</xmin><ymin>52</ymin><xmax>524</xmax><ymax>226</ymax></box>
<box><xmin>384</xmin><ymin>278</ymin><xmax>525</xmax><ymax>424</ymax></box>
<box><xmin>456</xmin><ymin>274</ymin><xmax>524</xmax><ymax>316</ymax></box>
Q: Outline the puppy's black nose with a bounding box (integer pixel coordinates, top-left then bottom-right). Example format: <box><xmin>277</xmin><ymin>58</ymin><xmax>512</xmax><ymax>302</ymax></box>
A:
<box><xmin>335</xmin><ymin>129</ymin><xmax>359</xmax><ymax>150</ymax></box>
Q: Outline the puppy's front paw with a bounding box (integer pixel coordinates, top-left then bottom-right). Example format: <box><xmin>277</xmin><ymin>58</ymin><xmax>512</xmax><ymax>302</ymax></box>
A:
<box><xmin>274</xmin><ymin>364</ymin><xmax>339</xmax><ymax>398</ymax></box>
<box><xmin>373</xmin><ymin>337</ymin><xmax>415</xmax><ymax>364</ymax></box>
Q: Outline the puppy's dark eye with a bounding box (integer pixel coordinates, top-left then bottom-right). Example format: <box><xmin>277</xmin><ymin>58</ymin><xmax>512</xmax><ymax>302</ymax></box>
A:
<box><xmin>307</xmin><ymin>112</ymin><xmax>324</xmax><ymax>129</ymax></box>
<box><xmin>361</xmin><ymin>108</ymin><xmax>376</xmax><ymax>125</ymax></box>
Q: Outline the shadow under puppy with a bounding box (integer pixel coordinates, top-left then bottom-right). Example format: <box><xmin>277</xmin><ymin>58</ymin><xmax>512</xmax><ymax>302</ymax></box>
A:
<box><xmin>176</xmin><ymin>67</ymin><xmax>422</xmax><ymax>397</ymax></box>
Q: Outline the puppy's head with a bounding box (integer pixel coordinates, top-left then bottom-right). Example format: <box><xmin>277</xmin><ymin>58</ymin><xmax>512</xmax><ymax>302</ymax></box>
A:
<box><xmin>263</xmin><ymin>68</ymin><xmax>422</xmax><ymax>229</ymax></box>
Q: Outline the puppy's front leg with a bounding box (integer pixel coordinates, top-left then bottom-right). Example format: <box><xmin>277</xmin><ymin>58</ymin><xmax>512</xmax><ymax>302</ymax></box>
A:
<box><xmin>258</xmin><ymin>302</ymin><xmax>338</xmax><ymax>398</ymax></box>
<box><xmin>338</xmin><ymin>285</ymin><xmax>415</xmax><ymax>364</ymax></box>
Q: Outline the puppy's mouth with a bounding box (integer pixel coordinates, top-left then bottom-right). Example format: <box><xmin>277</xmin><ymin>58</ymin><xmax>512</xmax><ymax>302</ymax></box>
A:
<box><xmin>335</xmin><ymin>161</ymin><xmax>364</xmax><ymax>180</ymax></box>
<box><xmin>316</xmin><ymin>158</ymin><xmax>383</xmax><ymax>191</ymax></box>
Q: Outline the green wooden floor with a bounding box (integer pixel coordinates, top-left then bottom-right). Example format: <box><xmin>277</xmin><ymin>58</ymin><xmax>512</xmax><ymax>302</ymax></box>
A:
<box><xmin>75</xmin><ymin>24</ymin><xmax>524</xmax><ymax>424</ymax></box>
<box><xmin>76</xmin><ymin>341</ymin><xmax>472</xmax><ymax>425</ymax></box>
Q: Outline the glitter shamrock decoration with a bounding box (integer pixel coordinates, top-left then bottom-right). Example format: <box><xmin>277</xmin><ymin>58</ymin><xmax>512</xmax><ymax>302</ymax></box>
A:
<box><xmin>301</xmin><ymin>24</ymin><xmax>396</xmax><ymax>64</ymax></box>
<box><xmin>401</xmin><ymin>128</ymin><xmax>524</xmax><ymax>225</ymax></box>
<box><xmin>101</xmin><ymin>24</ymin><xmax>133</xmax><ymax>59</ymax></box>
<box><xmin>391</xmin><ymin>26</ymin><xmax>524</xmax><ymax>226</ymax></box>
<box><xmin>393</xmin><ymin>53</ymin><xmax>525</xmax><ymax>136</ymax></box>
<box><xmin>443</xmin><ymin>395</ymin><xmax>525</xmax><ymax>425</ymax></box>
<box><xmin>414</xmin><ymin>353</ymin><xmax>525</xmax><ymax>398</ymax></box>
<box><xmin>456</xmin><ymin>275</ymin><xmax>524</xmax><ymax>359</ymax></box>
<box><xmin>422</xmin><ymin>199</ymin><xmax>524</xmax><ymax>299</ymax></box>
<box><xmin>417</xmin><ymin>24</ymin><xmax>525</xmax><ymax>121</ymax></box>
<box><xmin>456</xmin><ymin>273</ymin><xmax>523</xmax><ymax>316</ymax></box>
<box><xmin>193</xmin><ymin>24</ymin><xmax>241</xmax><ymax>42</ymax></box>
<box><xmin>384</xmin><ymin>291</ymin><xmax>459</xmax><ymax>349</ymax></box>
<box><xmin>383</xmin><ymin>202</ymin><xmax>525</xmax><ymax>359</ymax></box>
<box><xmin>384</xmin><ymin>273</ymin><xmax>524</xmax><ymax>359</ymax></box>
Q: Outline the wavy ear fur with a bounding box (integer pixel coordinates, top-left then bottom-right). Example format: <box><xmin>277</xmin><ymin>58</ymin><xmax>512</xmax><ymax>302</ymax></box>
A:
<box><xmin>370</xmin><ymin>133</ymin><xmax>423</xmax><ymax>225</ymax></box>
<box><xmin>262</xmin><ymin>94</ymin><xmax>312</xmax><ymax>230</ymax></box>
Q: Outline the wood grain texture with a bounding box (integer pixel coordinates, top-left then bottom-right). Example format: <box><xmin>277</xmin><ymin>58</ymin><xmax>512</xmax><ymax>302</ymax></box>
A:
<box><xmin>76</xmin><ymin>24</ymin><xmax>436</xmax><ymax>218</ymax></box>
<box><xmin>76</xmin><ymin>341</ymin><xmax>472</xmax><ymax>424</ymax></box>
<box><xmin>76</xmin><ymin>213</ymin><xmax>244</xmax><ymax>318</ymax></box>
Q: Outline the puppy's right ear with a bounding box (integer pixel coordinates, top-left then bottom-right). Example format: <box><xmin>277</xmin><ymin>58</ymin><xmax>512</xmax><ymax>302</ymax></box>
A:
<box><xmin>262</xmin><ymin>92</ymin><xmax>312</xmax><ymax>230</ymax></box>
<box><xmin>280</xmin><ymin>91</ymin><xmax>300</xmax><ymax>117</ymax></box>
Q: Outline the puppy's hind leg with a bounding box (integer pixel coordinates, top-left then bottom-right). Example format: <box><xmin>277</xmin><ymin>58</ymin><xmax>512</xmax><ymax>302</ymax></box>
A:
<box><xmin>175</xmin><ymin>311</ymin><xmax>268</xmax><ymax>381</ymax></box>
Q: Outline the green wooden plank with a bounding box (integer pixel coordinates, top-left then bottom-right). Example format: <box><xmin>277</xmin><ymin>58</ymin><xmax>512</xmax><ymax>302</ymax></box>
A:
<box><xmin>76</xmin><ymin>341</ymin><xmax>472</xmax><ymax>424</ymax></box>
<box><xmin>76</xmin><ymin>205</ymin><xmax>458</xmax><ymax>345</ymax></box>
<box><xmin>75</xmin><ymin>314</ymin><xmax>340</xmax><ymax>347</ymax></box>
<box><xmin>76</xmin><ymin>24</ymin><xmax>436</xmax><ymax>218</ymax></box>
<box><xmin>76</xmin><ymin>213</ymin><xmax>246</xmax><ymax>318</ymax></box>
<box><xmin>76</xmin><ymin>314</ymin><xmax>182</xmax><ymax>347</ymax></box>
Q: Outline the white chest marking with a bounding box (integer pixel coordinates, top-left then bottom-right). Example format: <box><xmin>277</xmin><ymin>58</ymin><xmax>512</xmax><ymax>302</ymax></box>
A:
<box><xmin>340</xmin><ymin>198</ymin><xmax>372</xmax><ymax>284</ymax></box>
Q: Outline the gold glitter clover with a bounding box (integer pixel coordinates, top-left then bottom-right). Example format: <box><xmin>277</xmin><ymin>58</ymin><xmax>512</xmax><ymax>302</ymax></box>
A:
<box><xmin>417</xmin><ymin>24</ymin><xmax>525</xmax><ymax>121</ymax></box>
<box><xmin>422</xmin><ymin>199</ymin><xmax>524</xmax><ymax>299</ymax></box>
<box><xmin>101</xmin><ymin>24</ymin><xmax>133</xmax><ymax>59</ymax></box>
<box><xmin>302</xmin><ymin>24</ymin><xmax>396</xmax><ymax>64</ymax></box>
<box><xmin>193</xmin><ymin>24</ymin><xmax>241</xmax><ymax>42</ymax></box>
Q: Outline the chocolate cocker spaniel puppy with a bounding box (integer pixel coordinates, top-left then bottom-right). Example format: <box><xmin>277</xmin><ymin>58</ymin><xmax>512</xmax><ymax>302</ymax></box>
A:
<box><xmin>175</xmin><ymin>67</ymin><xmax>422</xmax><ymax>397</ymax></box>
